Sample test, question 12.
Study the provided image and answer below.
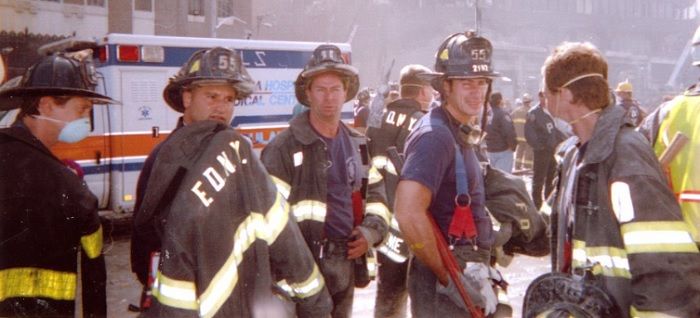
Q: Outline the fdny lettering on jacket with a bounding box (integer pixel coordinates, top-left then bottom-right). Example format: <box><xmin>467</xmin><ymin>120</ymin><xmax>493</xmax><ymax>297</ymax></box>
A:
<box><xmin>384</xmin><ymin>110</ymin><xmax>419</xmax><ymax>131</ymax></box>
<box><xmin>191</xmin><ymin>140</ymin><xmax>242</xmax><ymax>206</ymax></box>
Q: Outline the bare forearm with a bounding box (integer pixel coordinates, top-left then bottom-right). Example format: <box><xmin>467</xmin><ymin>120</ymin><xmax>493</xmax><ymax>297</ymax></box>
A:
<box><xmin>394</xmin><ymin>180</ymin><xmax>448</xmax><ymax>285</ymax></box>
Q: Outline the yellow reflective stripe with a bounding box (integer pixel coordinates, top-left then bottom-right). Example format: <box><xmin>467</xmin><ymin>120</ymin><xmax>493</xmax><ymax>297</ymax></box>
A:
<box><xmin>199</xmin><ymin>194</ymin><xmax>290</xmax><ymax>318</ymax></box>
<box><xmin>257</xmin><ymin>192</ymin><xmax>289</xmax><ymax>245</ymax></box>
<box><xmin>372</xmin><ymin>155</ymin><xmax>398</xmax><ymax>176</ymax></box>
<box><xmin>270</xmin><ymin>175</ymin><xmax>291</xmax><ymax>199</ymax></box>
<box><xmin>516</xmin><ymin>137</ymin><xmax>526</xmax><ymax>143</ymax></box>
<box><xmin>152</xmin><ymin>272</ymin><xmax>198</xmax><ymax>311</ymax></box>
<box><xmin>365</xmin><ymin>202</ymin><xmax>391</xmax><ymax>225</ymax></box>
<box><xmin>291</xmin><ymin>200</ymin><xmax>327</xmax><ymax>223</ymax></box>
<box><xmin>630</xmin><ymin>306</ymin><xmax>680</xmax><ymax>318</ymax></box>
<box><xmin>621</xmin><ymin>221</ymin><xmax>698</xmax><ymax>254</ymax></box>
<box><xmin>368</xmin><ymin>165</ymin><xmax>383</xmax><ymax>184</ymax></box>
<box><xmin>572</xmin><ymin>240</ymin><xmax>630</xmax><ymax>278</ymax></box>
<box><xmin>277</xmin><ymin>265</ymin><xmax>325</xmax><ymax>299</ymax></box>
<box><xmin>0</xmin><ymin>268</ymin><xmax>76</xmax><ymax>301</ymax></box>
<box><xmin>367</xmin><ymin>252</ymin><xmax>377</xmax><ymax>278</ymax></box>
<box><xmin>80</xmin><ymin>225</ymin><xmax>103</xmax><ymax>259</ymax></box>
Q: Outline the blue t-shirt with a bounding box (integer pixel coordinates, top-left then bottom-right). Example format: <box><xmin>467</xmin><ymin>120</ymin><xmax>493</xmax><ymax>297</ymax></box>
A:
<box><xmin>401</xmin><ymin>107</ymin><xmax>493</xmax><ymax>249</ymax></box>
<box><xmin>317</xmin><ymin>125</ymin><xmax>358</xmax><ymax>239</ymax></box>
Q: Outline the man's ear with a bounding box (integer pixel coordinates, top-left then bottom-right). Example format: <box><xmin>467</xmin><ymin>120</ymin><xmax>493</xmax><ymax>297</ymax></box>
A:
<box><xmin>182</xmin><ymin>90</ymin><xmax>192</xmax><ymax>110</ymax></box>
<box><xmin>36</xmin><ymin>96</ymin><xmax>55</xmax><ymax>116</ymax></box>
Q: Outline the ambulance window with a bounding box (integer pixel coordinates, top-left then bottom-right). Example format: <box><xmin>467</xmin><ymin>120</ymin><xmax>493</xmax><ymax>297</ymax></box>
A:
<box><xmin>189</xmin><ymin>0</ymin><xmax>203</xmax><ymax>15</ymax></box>
<box><xmin>135</xmin><ymin>0</ymin><xmax>152</xmax><ymax>11</ymax></box>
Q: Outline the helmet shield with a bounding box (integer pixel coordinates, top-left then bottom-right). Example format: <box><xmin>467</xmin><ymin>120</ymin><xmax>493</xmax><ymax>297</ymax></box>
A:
<box><xmin>294</xmin><ymin>44</ymin><xmax>359</xmax><ymax>106</ymax></box>
<box><xmin>0</xmin><ymin>50</ymin><xmax>119</xmax><ymax>111</ymax></box>
<box><xmin>163</xmin><ymin>47</ymin><xmax>255</xmax><ymax>113</ymax></box>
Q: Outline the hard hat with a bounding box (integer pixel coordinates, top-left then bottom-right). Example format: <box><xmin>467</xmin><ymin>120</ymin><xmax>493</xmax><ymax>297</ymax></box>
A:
<box><xmin>521</xmin><ymin>93</ymin><xmax>532</xmax><ymax>103</ymax></box>
<box><xmin>163</xmin><ymin>47</ymin><xmax>255</xmax><ymax>113</ymax></box>
<box><xmin>294</xmin><ymin>44</ymin><xmax>359</xmax><ymax>106</ymax></box>
<box><xmin>614</xmin><ymin>80</ymin><xmax>633</xmax><ymax>93</ymax></box>
<box><xmin>692</xmin><ymin>25</ymin><xmax>700</xmax><ymax>66</ymax></box>
<box><xmin>0</xmin><ymin>50</ymin><xmax>119</xmax><ymax>111</ymax></box>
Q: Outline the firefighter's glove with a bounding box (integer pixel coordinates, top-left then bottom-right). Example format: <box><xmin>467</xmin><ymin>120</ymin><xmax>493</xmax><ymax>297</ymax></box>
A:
<box><xmin>435</xmin><ymin>272</ymin><xmax>486</xmax><ymax>313</ymax></box>
<box><xmin>464</xmin><ymin>262</ymin><xmax>498</xmax><ymax>315</ymax></box>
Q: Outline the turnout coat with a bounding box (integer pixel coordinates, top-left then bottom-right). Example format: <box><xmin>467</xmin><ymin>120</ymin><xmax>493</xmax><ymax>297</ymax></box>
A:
<box><xmin>141</xmin><ymin>121</ymin><xmax>331</xmax><ymax>318</ymax></box>
<box><xmin>557</xmin><ymin>105</ymin><xmax>700</xmax><ymax>317</ymax></box>
<box><xmin>0</xmin><ymin>124</ymin><xmax>106</xmax><ymax>317</ymax></box>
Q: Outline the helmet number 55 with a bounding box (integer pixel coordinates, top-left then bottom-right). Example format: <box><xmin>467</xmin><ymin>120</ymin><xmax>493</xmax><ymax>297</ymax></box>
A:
<box><xmin>471</xmin><ymin>49</ymin><xmax>487</xmax><ymax>61</ymax></box>
<box><xmin>218</xmin><ymin>55</ymin><xmax>235</xmax><ymax>70</ymax></box>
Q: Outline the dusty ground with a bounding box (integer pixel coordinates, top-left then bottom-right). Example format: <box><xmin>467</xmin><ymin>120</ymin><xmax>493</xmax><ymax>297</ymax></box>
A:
<box><xmin>103</xmin><ymin>236</ymin><xmax>549</xmax><ymax>318</ymax></box>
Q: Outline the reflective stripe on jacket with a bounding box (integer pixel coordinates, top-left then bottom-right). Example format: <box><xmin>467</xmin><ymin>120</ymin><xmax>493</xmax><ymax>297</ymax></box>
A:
<box><xmin>141</xmin><ymin>121</ymin><xmax>332</xmax><ymax>318</ymax></box>
<box><xmin>563</xmin><ymin>105</ymin><xmax>700</xmax><ymax>317</ymax></box>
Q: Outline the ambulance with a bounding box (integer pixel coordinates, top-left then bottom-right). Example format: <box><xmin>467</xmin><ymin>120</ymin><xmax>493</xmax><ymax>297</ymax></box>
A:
<box><xmin>0</xmin><ymin>33</ymin><xmax>353</xmax><ymax>214</ymax></box>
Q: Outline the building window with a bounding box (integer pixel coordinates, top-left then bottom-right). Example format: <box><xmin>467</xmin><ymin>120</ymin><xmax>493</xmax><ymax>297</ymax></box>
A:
<box><xmin>135</xmin><ymin>0</ymin><xmax>152</xmax><ymax>11</ymax></box>
<box><xmin>217</xmin><ymin>0</ymin><xmax>233</xmax><ymax>17</ymax></box>
<box><xmin>64</xmin><ymin>0</ymin><xmax>83</xmax><ymax>4</ymax></box>
<box><xmin>86</xmin><ymin>0</ymin><xmax>105</xmax><ymax>6</ymax></box>
<box><xmin>189</xmin><ymin>0</ymin><xmax>203</xmax><ymax>16</ymax></box>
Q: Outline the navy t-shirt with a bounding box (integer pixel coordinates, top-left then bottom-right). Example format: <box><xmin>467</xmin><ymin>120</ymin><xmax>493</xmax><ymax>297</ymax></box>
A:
<box><xmin>317</xmin><ymin>125</ymin><xmax>357</xmax><ymax>239</ymax></box>
<box><xmin>401</xmin><ymin>107</ymin><xmax>494</xmax><ymax>249</ymax></box>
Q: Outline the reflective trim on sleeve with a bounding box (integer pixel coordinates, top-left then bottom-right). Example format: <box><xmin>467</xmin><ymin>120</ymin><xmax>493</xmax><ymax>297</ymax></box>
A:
<box><xmin>621</xmin><ymin>221</ymin><xmax>698</xmax><ymax>254</ymax></box>
<box><xmin>371</xmin><ymin>155</ymin><xmax>398</xmax><ymax>176</ymax></box>
<box><xmin>365</xmin><ymin>202</ymin><xmax>391</xmax><ymax>225</ymax></box>
<box><xmin>80</xmin><ymin>225</ymin><xmax>103</xmax><ymax>259</ymax></box>
<box><xmin>610</xmin><ymin>181</ymin><xmax>635</xmax><ymax>223</ymax></box>
<box><xmin>152</xmin><ymin>272</ymin><xmax>198</xmax><ymax>311</ymax></box>
<box><xmin>0</xmin><ymin>267</ymin><xmax>76</xmax><ymax>301</ymax></box>
<box><xmin>291</xmin><ymin>200</ymin><xmax>327</xmax><ymax>223</ymax></box>
<box><xmin>276</xmin><ymin>265</ymin><xmax>325</xmax><ymax>299</ymax></box>
<box><xmin>257</xmin><ymin>192</ymin><xmax>289</xmax><ymax>245</ymax></box>
<box><xmin>198</xmin><ymin>197</ymin><xmax>292</xmax><ymax>318</ymax></box>
<box><xmin>572</xmin><ymin>240</ymin><xmax>631</xmax><ymax>278</ymax></box>
<box><xmin>630</xmin><ymin>306</ymin><xmax>680</xmax><ymax>318</ymax></box>
<box><xmin>269</xmin><ymin>175</ymin><xmax>291</xmax><ymax>200</ymax></box>
<box><xmin>368</xmin><ymin>165</ymin><xmax>384</xmax><ymax>185</ymax></box>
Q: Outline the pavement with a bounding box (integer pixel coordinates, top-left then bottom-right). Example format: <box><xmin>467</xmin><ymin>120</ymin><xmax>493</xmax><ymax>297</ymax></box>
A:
<box><xmin>103</xmin><ymin>235</ymin><xmax>549</xmax><ymax>318</ymax></box>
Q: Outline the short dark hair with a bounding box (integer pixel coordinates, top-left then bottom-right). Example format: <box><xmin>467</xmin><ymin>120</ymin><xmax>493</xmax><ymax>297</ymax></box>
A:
<box><xmin>17</xmin><ymin>96</ymin><xmax>71</xmax><ymax>119</ymax></box>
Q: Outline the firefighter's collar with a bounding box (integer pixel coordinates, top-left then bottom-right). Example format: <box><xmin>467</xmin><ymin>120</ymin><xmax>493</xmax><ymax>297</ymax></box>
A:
<box><xmin>577</xmin><ymin>105</ymin><xmax>626</xmax><ymax>165</ymax></box>
<box><xmin>289</xmin><ymin>111</ymin><xmax>362</xmax><ymax>146</ymax></box>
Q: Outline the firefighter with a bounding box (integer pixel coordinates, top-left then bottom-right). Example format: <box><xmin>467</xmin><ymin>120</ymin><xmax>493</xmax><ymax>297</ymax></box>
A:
<box><xmin>261</xmin><ymin>44</ymin><xmax>390</xmax><ymax>318</ymax></box>
<box><xmin>525</xmin><ymin>41</ymin><xmax>700</xmax><ymax>317</ymax></box>
<box><xmin>134</xmin><ymin>47</ymin><xmax>332</xmax><ymax>317</ymax></box>
<box><xmin>639</xmin><ymin>25</ymin><xmax>700</xmax><ymax>247</ymax></box>
<box><xmin>366</xmin><ymin>64</ymin><xmax>435</xmax><ymax>318</ymax></box>
<box><xmin>510</xmin><ymin>93</ymin><xmax>534</xmax><ymax>172</ymax></box>
<box><xmin>0</xmin><ymin>51</ymin><xmax>116</xmax><ymax>317</ymax></box>
<box><xmin>394</xmin><ymin>31</ymin><xmax>498</xmax><ymax>317</ymax></box>
<box><xmin>130</xmin><ymin>46</ymin><xmax>254</xmax><ymax>309</ymax></box>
